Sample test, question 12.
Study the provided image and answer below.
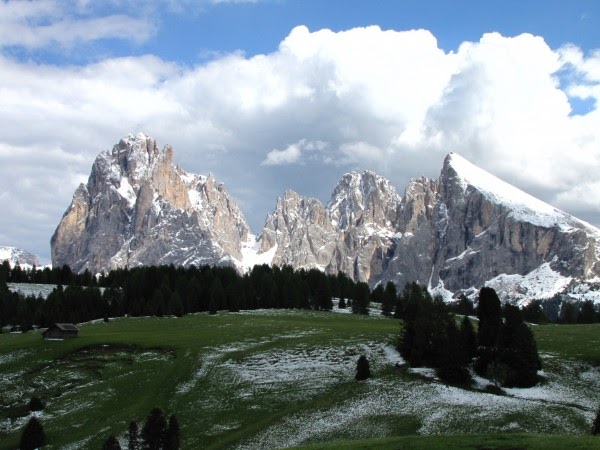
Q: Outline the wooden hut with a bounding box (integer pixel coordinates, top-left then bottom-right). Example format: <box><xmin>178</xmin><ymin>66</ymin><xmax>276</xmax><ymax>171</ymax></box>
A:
<box><xmin>42</xmin><ymin>323</ymin><xmax>79</xmax><ymax>339</ymax></box>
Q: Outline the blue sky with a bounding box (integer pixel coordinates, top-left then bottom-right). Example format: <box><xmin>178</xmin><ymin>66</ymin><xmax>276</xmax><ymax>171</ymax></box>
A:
<box><xmin>0</xmin><ymin>0</ymin><xmax>599</xmax><ymax>263</ymax></box>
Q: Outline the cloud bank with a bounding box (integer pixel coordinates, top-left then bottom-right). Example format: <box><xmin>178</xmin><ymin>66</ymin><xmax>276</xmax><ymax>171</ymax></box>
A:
<box><xmin>0</xmin><ymin>11</ymin><xmax>599</xmax><ymax>262</ymax></box>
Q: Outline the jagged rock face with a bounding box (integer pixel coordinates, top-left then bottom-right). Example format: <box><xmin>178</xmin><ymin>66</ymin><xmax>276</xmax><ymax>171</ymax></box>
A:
<box><xmin>0</xmin><ymin>247</ymin><xmax>40</xmax><ymax>267</ymax></box>
<box><xmin>258</xmin><ymin>171</ymin><xmax>401</xmax><ymax>284</ymax></box>
<box><xmin>51</xmin><ymin>133</ymin><xmax>249</xmax><ymax>273</ymax></box>
<box><xmin>258</xmin><ymin>153</ymin><xmax>600</xmax><ymax>300</ymax></box>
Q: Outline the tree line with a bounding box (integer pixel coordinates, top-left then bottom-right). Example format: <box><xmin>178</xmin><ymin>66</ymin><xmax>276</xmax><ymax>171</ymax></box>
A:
<box><xmin>0</xmin><ymin>264</ymin><xmax>368</xmax><ymax>330</ymax></box>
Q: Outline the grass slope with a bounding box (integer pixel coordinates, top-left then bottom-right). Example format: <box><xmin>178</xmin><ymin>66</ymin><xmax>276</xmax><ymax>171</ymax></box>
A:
<box><xmin>0</xmin><ymin>311</ymin><xmax>599</xmax><ymax>449</ymax></box>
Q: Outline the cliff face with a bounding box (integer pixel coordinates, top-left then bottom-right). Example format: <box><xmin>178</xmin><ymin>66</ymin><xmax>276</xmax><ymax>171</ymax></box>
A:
<box><xmin>257</xmin><ymin>153</ymin><xmax>600</xmax><ymax>302</ymax></box>
<box><xmin>51</xmin><ymin>133</ymin><xmax>249</xmax><ymax>273</ymax></box>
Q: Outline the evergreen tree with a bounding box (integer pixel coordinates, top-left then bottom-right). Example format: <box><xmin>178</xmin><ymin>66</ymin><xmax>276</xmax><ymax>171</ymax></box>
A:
<box><xmin>28</xmin><ymin>396</ymin><xmax>44</xmax><ymax>412</ymax></box>
<box><xmin>355</xmin><ymin>355</ymin><xmax>371</xmax><ymax>381</ymax></box>
<box><xmin>459</xmin><ymin>315</ymin><xmax>477</xmax><ymax>363</ymax></box>
<box><xmin>370</xmin><ymin>284</ymin><xmax>384</xmax><ymax>304</ymax></box>
<box><xmin>170</xmin><ymin>291</ymin><xmax>184</xmax><ymax>317</ymax></box>
<box><xmin>103</xmin><ymin>435</ymin><xmax>122</xmax><ymax>450</ymax></box>
<box><xmin>128</xmin><ymin>421</ymin><xmax>140</xmax><ymax>450</ymax></box>
<box><xmin>477</xmin><ymin>287</ymin><xmax>502</xmax><ymax>347</ymax></box>
<box><xmin>499</xmin><ymin>305</ymin><xmax>541</xmax><ymax>387</ymax></box>
<box><xmin>578</xmin><ymin>300</ymin><xmax>596</xmax><ymax>324</ymax></box>
<box><xmin>19</xmin><ymin>417</ymin><xmax>46</xmax><ymax>450</ymax></box>
<box><xmin>165</xmin><ymin>414</ymin><xmax>180</xmax><ymax>450</ymax></box>
<box><xmin>352</xmin><ymin>282</ymin><xmax>370</xmax><ymax>315</ymax></box>
<box><xmin>436</xmin><ymin>320</ymin><xmax>472</xmax><ymax>385</ymax></box>
<box><xmin>381</xmin><ymin>281</ymin><xmax>397</xmax><ymax>317</ymax></box>
<box><xmin>558</xmin><ymin>300</ymin><xmax>577</xmax><ymax>324</ymax></box>
<box><xmin>521</xmin><ymin>300</ymin><xmax>547</xmax><ymax>324</ymax></box>
<box><xmin>142</xmin><ymin>407</ymin><xmax>167</xmax><ymax>450</ymax></box>
<box><xmin>592</xmin><ymin>404</ymin><xmax>600</xmax><ymax>436</ymax></box>
<box><xmin>209</xmin><ymin>278</ymin><xmax>225</xmax><ymax>314</ymax></box>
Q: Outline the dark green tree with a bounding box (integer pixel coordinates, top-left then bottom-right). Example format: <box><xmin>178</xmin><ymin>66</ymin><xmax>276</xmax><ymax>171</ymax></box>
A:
<box><xmin>355</xmin><ymin>355</ymin><xmax>371</xmax><ymax>381</ymax></box>
<box><xmin>19</xmin><ymin>417</ymin><xmax>46</xmax><ymax>450</ymax></box>
<box><xmin>370</xmin><ymin>284</ymin><xmax>384</xmax><ymax>304</ymax></box>
<box><xmin>477</xmin><ymin>287</ymin><xmax>502</xmax><ymax>347</ymax></box>
<box><xmin>165</xmin><ymin>414</ymin><xmax>180</xmax><ymax>450</ymax></box>
<box><xmin>352</xmin><ymin>282</ymin><xmax>370</xmax><ymax>315</ymax></box>
<box><xmin>592</xmin><ymin>404</ymin><xmax>600</xmax><ymax>435</ymax></box>
<box><xmin>578</xmin><ymin>300</ymin><xmax>596</xmax><ymax>324</ymax></box>
<box><xmin>381</xmin><ymin>281</ymin><xmax>397</xmax><ymax>317</ymax></box>
<box><xmin>209</xmin><ymin>277</ymin><xmax>225</xmax><ymax>315</ymax></box>
<box><xmin>103</xmin><ymin>435</ymin><xmax>122</xmax><ymax>450</ymax></box>
<box><xmin>142</xmin><ymin>407</ymin><xmax>167</xmax><ymax>450</ymax></box>
<box><xmin>28</xmin><ymin>396</ymin><xmax>44</xmax><ymax>412</ymax></box>
<box><xmin>128</xmin><ymin>420</ymin><xmax>140</xmax><ymax>450</ymax></box>
<box><xmin>459</xmin><ymin>315</ymin><xmax>477</xmax><ymax>363</ymax></box>
<box><xmin>558</xmin><ymin>300</ymin><xmax>577</xmax><ymax>324</ymax></box>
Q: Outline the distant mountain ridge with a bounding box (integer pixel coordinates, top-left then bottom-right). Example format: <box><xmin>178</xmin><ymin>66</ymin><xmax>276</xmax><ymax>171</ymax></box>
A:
<box><xmin>51</xmin><ymin>134</ymin><xmax>600</xmax><ymax>304</ymax></box>
<box><xmin>0</xmin><ymin>247</ymin><xmax>40</xmax><ymax>268</ymax></box>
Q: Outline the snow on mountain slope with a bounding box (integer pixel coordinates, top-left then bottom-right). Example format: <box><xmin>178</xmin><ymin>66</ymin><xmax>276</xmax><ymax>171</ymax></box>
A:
<box><xmin>0</xmin><ymin>247</ymin><xmax>40</xmax><ymax>268</ymax></box>
<box><xmin>447</xmin><ymin>152</ymin><xmax>600</xmax><ymax>232</ymax></box>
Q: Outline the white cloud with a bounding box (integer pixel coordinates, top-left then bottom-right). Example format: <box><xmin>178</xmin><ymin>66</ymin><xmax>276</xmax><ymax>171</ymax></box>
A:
<box><xmin>0</xmin><ymin>0</ymin><xmax>154</xmax><ymax>49</ymax></box>
<box><xmin>261</xmin><ymin>139</ymin><xmax>327</xmax><ymax>166</ymax></box>
<box><xmin>1</xmin><ymin>25</ymin><xmax>600</xmax><ymax>262</ymax></box>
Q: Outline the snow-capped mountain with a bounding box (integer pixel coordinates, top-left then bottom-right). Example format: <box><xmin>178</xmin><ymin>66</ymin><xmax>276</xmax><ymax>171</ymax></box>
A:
<box><xmin>0</xmin><ymin>247</ymin><xmax>40</xmax><ymax>268</ymax></box>
<box><xmin>51</xmin><ymin>134</ymin><xmax>600</xmax><ymax>303</ymax></box>
<box><xmin>255</xmin><ymin>153</ymin><xmax>600</xmax><ymax>303</ymax></box>
<box><xmin>51</xmin><ymin>133</ymin><xmax>249</xmax><ymax>273</ymax></box>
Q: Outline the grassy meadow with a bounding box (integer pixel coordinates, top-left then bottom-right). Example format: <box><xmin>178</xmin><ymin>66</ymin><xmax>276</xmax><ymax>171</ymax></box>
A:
<box><xmin>0</xmin><ymin>309</ymin><xmax>599</xmax><ymax>449</ymax></box>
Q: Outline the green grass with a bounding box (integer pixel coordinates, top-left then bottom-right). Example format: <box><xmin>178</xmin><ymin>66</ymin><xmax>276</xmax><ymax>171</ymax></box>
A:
<box><xmin>293</xmin><ymin>433</ymin><xmax>600</xmax><ymax>449</ymax></box>
<box><xmin>1</xmin><ymin>312</ymin><xmax>599</xmax><ymax>449</ymax></box>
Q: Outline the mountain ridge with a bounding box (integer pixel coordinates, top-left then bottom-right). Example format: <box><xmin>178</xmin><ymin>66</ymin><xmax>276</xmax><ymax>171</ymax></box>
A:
<box><xmin>50</xmin><ymin>134</ymin><xmax>600</xmax><ymax>304</ymax></box>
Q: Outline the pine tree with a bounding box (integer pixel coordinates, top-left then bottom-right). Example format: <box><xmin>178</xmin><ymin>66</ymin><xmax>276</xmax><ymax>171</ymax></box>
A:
<box><xmin>355</xmin><ymin>355</ymin><xmax>371</xmax><ymax>381</ymax></box>
<box><xmin>28</xmin><ymin>396</ymin><xmax>44</xmax><ymax>412</ymax></box>
<box><xmin>459</xmin><ymin>315</ymin><xmax>477</xmax><ymax>363</ymax></box>
<box><xmin>103</xmin><ymin>435</ymin><xmax>122</xmax><ymax>450</ymax></box>
<box><xmin>19</xmin><ymin>417</ymin><xmax>46</xmax><ymax>450</ymax></box>
<box><xmin>127</xmin><ymin>420</ymin><xmax>140</xmax><ymax>450</ymax></box>
<box><xmin>381</xmin><ymin>281</ymin><xmax>397</xmax><ymax>317</ymax></box>
<box><xmin>165</xmin><ymin>414</ymin><xmax>180</xmax><ymax>450</ymax></box>
<box><xmin>142</xmin><ymin>407</ymin><xmax>167</xmax><ymax>450</ymax></box>
<box><xmin>592</xmin><ymin>404</ymin><xmax>600</xmax><ymax>435</ymax></box>
<box><xmin>352</xmin><ymin>282</ymin><xmax>370</xmax><ymax>315</ymax></box>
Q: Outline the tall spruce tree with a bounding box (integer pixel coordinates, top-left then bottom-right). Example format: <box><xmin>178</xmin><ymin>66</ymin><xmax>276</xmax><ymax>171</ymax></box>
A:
<box><xmin>103</xmin><ymin>435</ymin><xmax>122</xmax><ymax>450</ymax></box>
<box><xmin>19</xmin><ymin>417</ymin><xmax>46</xmax><ymax>450</ymax></box>
<box><xmin>352</xmin><ymin>282</ymin><xmax>370</xmax><ymax>315</ymax></box>
<box><xmin>142</xmin><ymin>407</ymin><xmax>167</xmax><ymax>450</ymax></box>
<box><xmin>128</xmin><ymin>420</ymin><xmax>140</xmax><ymax>450</ymax></box>
<box><xmin>165</xmin><ymin>414</ymin><xmax>180</xmax><ymax>450</ymax></box>
<box><xmin>381</xmin><ymin>281</ymin><xmax>397</xmax><ymax>317</ymax></box>
<box><xmin>592</xmin><ymin>404</ymin><xmax>600</xmax><ymax>436</ymax></box>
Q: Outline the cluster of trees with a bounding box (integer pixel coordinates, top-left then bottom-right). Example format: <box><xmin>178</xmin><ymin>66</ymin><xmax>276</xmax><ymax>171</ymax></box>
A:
<box><xmin>396</xmin><ymin>283</ymin><xmax>475</xmax><ymax>385</ymax></box>
<box><xmin>103</xmin><ymin>408</ymin><xmax>180</xmax><ymax>450</ymax></box>
<box><xmin>0</xmin><ymin>260</ymin><xmax>97</xmax><ymax>286</ymax></box>
<box><xmin>1</xmin><ymin>264</ymin><xmax>371</xmax><ymax>331</ymax></box>
<box><xmin>397</xmin><ymin>284</ymin><xmax>541</xmax><ymax>388</ymax></box>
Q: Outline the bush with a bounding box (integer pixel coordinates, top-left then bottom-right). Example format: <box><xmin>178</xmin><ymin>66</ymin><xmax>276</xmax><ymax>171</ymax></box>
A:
<box><xmin>355</xmin><ymin>355</ymin><xmax>371</xmax><ymax>381</ymax></box>
<box><xmin>28</xmin><ymin>396</ymin><xmax>44</xmax><ymax>411</ymax></box>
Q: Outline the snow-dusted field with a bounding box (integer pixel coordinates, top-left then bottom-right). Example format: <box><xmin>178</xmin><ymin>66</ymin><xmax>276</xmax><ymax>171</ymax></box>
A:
<box><xmin>1</xmin><ymin>309</ymin><xmax>598</xmax><ymax>449</ymax></box>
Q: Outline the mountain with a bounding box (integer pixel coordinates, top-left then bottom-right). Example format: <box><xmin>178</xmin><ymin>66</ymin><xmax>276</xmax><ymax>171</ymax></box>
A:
<box><xmin>256</xmin><ymin>153</ymin><xmax>600</xmax><ymax>304</ymax></box>
<box><xmin>51</xmin><ymin>134</ymin><xmax>600</xmax><ymax>303</ymax></box>
<box><xmin>0</xmin><ymin>247</ymin><xmax>40</xmax><ymax>268</ymax></box>
<box><xmin>51</xmin><ymin>133</ymin><xmax>250</xmax><ymax>274</ymax></box>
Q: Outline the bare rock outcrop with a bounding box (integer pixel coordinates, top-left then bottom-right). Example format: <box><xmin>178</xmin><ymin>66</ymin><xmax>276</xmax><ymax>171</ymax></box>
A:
<box><xmin>51</xmin><ymin>133</ymin><xmax>249</xmax><ymax>273</ymax></box>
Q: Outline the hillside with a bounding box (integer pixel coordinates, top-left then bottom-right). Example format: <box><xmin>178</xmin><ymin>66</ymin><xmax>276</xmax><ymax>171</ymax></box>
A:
<box><xmin>1</xmin><ymin>310</ymin><xmax>599</xmax><ymax>449</ymax></box>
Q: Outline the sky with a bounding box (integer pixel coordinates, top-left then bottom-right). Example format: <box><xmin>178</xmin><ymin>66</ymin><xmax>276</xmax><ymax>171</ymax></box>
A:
<box><xmin>0</xmin><ymin>0</ymin><xmax>599</xmax><ymax>264</ymax></box>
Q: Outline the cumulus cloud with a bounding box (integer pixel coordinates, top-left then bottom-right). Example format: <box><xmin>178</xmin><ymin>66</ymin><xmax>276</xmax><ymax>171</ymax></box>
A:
<box><xmin>262</xmin><ymin>139</ymin><xmax>327</xmax><ymax>166</ymax></box>
<box><xmin>1</xmin><ymin>23</ymin><xmax>600</xmax><ymax>262</ymax></box>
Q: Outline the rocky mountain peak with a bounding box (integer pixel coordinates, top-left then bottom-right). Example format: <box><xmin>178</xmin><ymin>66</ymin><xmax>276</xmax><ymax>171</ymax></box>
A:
<box><xmin>0</xmin><ymin>247</ymin><xmax>40</xmax><ymax>268</ymax></box>
<box><xmin>327</xmin><ymin>170</ymin><xmax>400</xmax><ymax>231</ymax></box>
<box><xmin>51</xmin><ymin>134</ymin><xmax>250</xmax><ymax>273</ymax></box>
